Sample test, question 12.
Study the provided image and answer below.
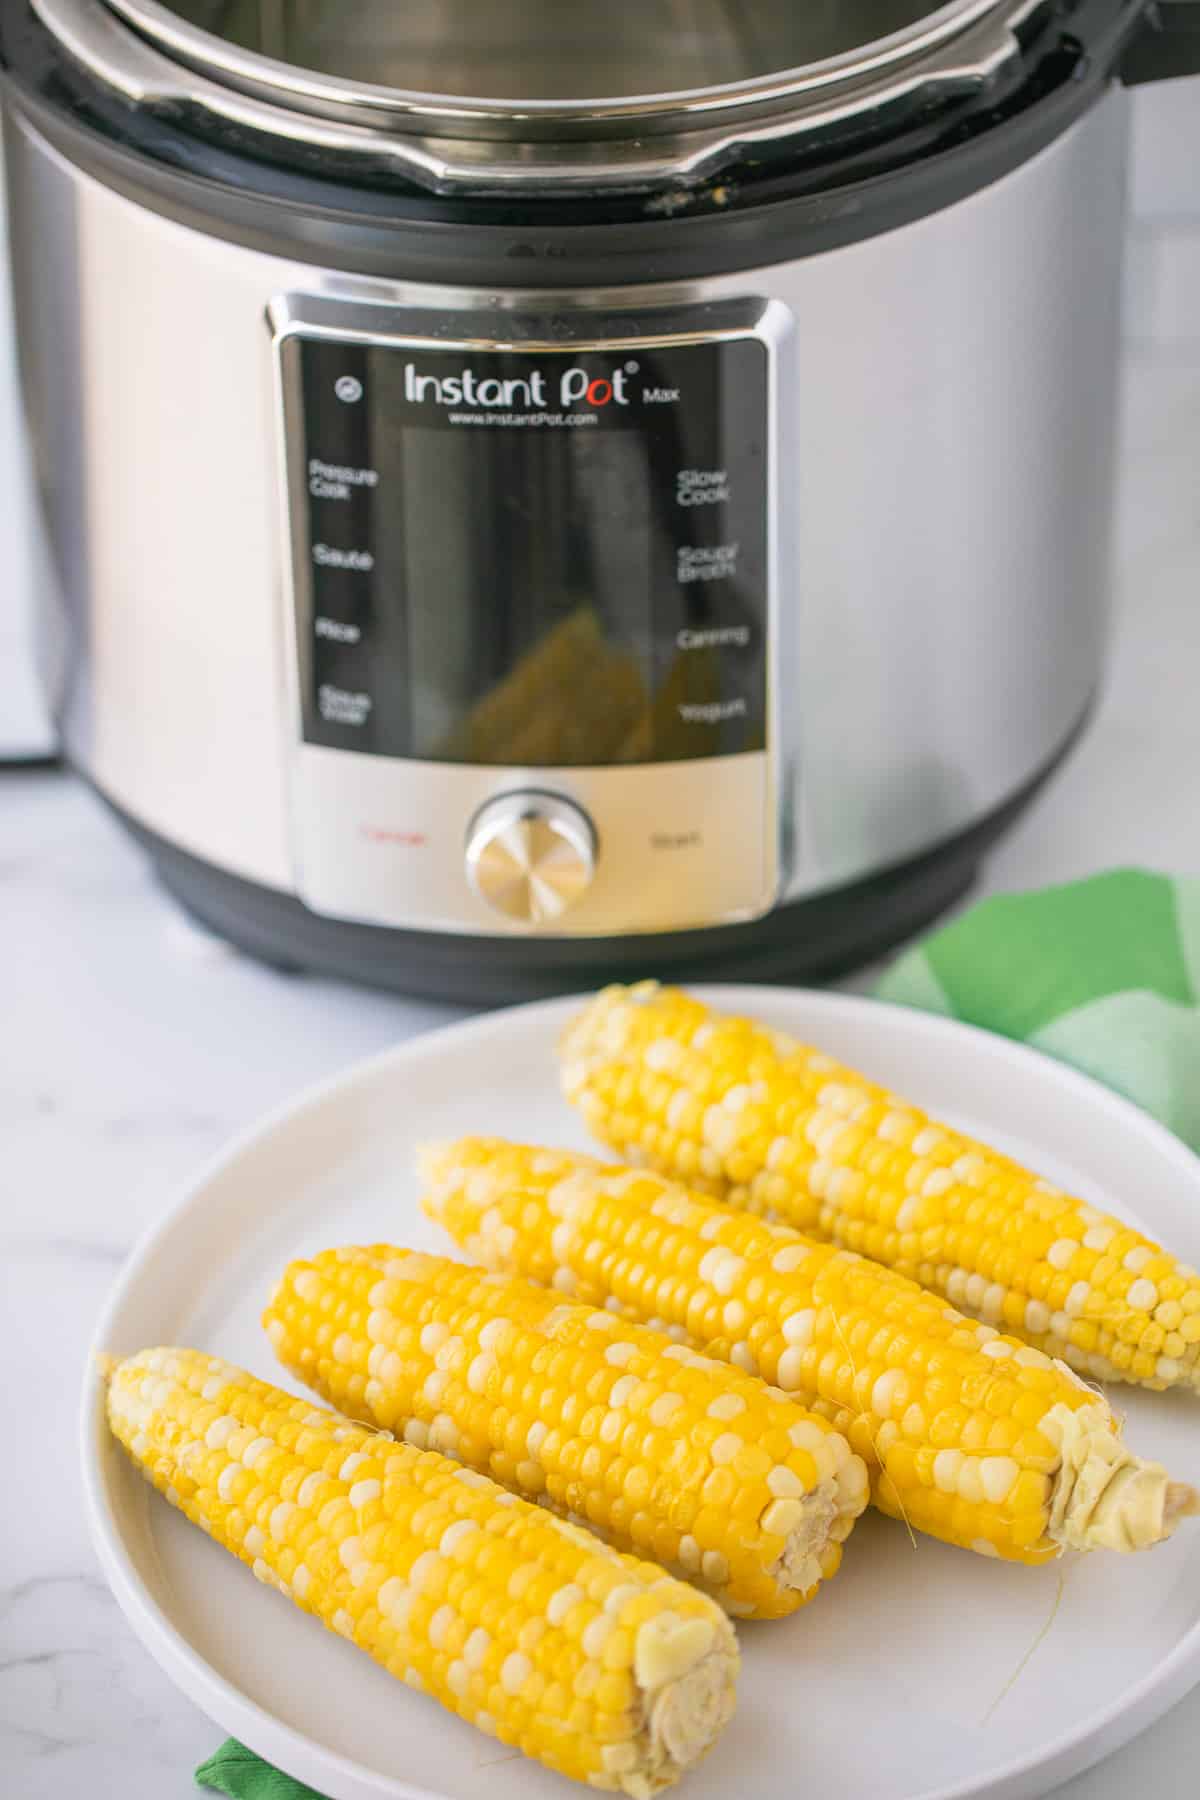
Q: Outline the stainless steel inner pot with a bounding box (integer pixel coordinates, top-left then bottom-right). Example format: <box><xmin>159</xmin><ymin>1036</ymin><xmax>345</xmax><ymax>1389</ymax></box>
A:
<box><xmin>100</xmin><ymin>0</ymin><xmax>1016</xmax><ymax>131</ymax></box>
<box><xmin>33</xmin><ymin>0</ymin><xmax>1035</xmax><ymax>184</ymax></box>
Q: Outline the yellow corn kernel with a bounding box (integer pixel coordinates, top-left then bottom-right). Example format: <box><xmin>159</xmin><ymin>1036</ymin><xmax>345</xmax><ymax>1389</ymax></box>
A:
<box><xmin>265</xmin><ymin>1250</ymin><xmax>866</xmax><ymax>1621</ymax></box>
<box><xmin>104</xmin><ymin>1348</ymin><xmax>737</xmax><ymax>1795</ymax></box>
<box><xmin>558</xmin><ymin>983</ymin><xmax>1200</xmax><ymax>1396</ymax></box>
<box><xmin>422</xmin><ymin>1138</ymin><xmax>1198</xmax><ymax>1567</ymax></box>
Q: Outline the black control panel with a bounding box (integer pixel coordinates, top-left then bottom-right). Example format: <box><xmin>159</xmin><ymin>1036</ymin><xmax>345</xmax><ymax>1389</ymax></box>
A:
<box><xmin>282</xmin><ymin>332</ymin><xmax>769</xmax><ymax>766</ymax></box>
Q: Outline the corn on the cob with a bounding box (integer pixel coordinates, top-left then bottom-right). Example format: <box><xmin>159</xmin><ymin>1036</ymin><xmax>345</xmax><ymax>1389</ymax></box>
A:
<box><xmin>422</xmin><ymin>1138</ymin><xmax>1200</xmax><ymax>1565</ymax></box>
<box><xmin>104</xmin><ymin>1347</ymin><xmax>737</xmax><ymax>1796</ymax></box>
<box><xmin>560</xmin><ymin>983</ymin><xmax>1200</xmax><ymax>1395</ymax></box>
<box><xmin>264</xmin><ymin>1249</ymin><xmax>867</xmax><ymax>1620</ymax></box>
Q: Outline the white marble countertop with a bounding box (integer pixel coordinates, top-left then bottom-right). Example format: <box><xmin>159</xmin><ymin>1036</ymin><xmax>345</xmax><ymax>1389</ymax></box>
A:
<box><xmin>4</xmin><ymin>339</ymin><xmax>1200</xmax><ymax>1800</ymax></box>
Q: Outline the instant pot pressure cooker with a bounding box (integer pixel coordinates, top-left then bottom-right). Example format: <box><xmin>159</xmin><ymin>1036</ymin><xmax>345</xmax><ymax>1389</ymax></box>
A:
<box><xmin>2</xmin><ymin>0</ymin><xmax>1197</xmax><ymax>1001</ymax></box>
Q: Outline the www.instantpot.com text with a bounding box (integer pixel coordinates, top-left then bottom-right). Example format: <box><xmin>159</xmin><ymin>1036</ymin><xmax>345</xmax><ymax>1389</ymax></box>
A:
<box><xmin>447</xmin><ymin>411</ymin><xmax>599</xmax><ymax>426</ymax></box>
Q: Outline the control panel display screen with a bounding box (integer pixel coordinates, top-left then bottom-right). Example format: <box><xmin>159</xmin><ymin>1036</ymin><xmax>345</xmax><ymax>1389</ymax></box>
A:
<box><xmin>283</xmin><ymin>333</ymin><xmax>769</xmax><ymax>765</ymax></box>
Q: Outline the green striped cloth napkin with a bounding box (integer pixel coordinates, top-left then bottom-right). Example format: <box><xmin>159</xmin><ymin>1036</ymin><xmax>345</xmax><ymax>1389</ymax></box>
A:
<box><xmin>196</xmin><ymin>1743</ymin><xmax>326</xmax><ymax>1799</ymax></box>
<box><xmin>876</xmin><ymin>868</ymin><xmax>1200</xmax><ymax>1151</ymax></box>
<box><xmin>196</xmin><ymin>867</ymin><xmax>1200</xmax><ymax>1800</ymax></box>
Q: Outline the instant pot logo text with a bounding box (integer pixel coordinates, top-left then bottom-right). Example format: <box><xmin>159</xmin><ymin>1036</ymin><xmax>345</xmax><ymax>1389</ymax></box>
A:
<box><xmin>403</xmin><ymin>363</ymin><xmax>634</xmax><ymax>410</ymax></box>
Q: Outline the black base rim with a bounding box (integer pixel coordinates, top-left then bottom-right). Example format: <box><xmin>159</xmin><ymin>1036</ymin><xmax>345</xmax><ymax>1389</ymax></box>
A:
<box><xmin>149</xmin><ymin>821</ymin><xmax>981</xmax><ymax>1004</ymax></box>
<box><xmin>98</xmin><ymin>711</ymin><xmax>1089</xmax><ymax>1004</ymax></box>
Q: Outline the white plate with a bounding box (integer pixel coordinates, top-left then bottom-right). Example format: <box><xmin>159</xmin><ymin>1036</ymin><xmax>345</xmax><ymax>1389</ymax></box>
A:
<box><xmin>82</xmin><ymin>987</ymin><xmax>1200</xmax><ymax>1800</ymax></box>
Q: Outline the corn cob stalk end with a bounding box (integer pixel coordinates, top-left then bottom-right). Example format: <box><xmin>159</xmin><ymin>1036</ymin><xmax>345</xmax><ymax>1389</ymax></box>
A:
<box><xmin>1043</xmin><ymin>1402</ymin><xmax>1200</xmax><ymax>1552</ymax></box>
<box><xmin>1168</xmin><ymin>1483</ymin><xmax>1200</xmax><ymax>1523</ymax></box>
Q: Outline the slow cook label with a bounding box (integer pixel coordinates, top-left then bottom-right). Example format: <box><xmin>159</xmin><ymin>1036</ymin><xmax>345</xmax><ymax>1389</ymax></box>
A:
<box><xmin>283</xmin><ymin>334</ymin><xmax>769</xmax><ymax>769</ymax></box>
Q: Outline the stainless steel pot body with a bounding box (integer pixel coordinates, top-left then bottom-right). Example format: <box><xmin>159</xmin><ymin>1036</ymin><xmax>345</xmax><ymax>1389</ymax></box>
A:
<box><xmin>2</xmin><ymin>86</ymin><xmax>1128</xmax><ymax>937</ymax></box>
<box><xmin>0</xmin><ymin>117</ymin><xmax>53</xmax><ymax>759</ymax></box>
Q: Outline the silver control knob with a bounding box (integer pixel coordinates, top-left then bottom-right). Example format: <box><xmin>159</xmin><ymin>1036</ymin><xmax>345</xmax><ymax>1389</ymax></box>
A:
<box><xmin>465</xmin><ymin>792</ymin><xmax>597</xmax><ymax>926</ymax></box>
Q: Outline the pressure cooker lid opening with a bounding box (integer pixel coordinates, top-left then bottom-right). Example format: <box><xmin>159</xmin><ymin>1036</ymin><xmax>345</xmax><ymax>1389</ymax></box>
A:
<box><xmin>101</xmin><ymin>0</ymin><xmax>1015</xmax><ymax>131</ymax></box>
